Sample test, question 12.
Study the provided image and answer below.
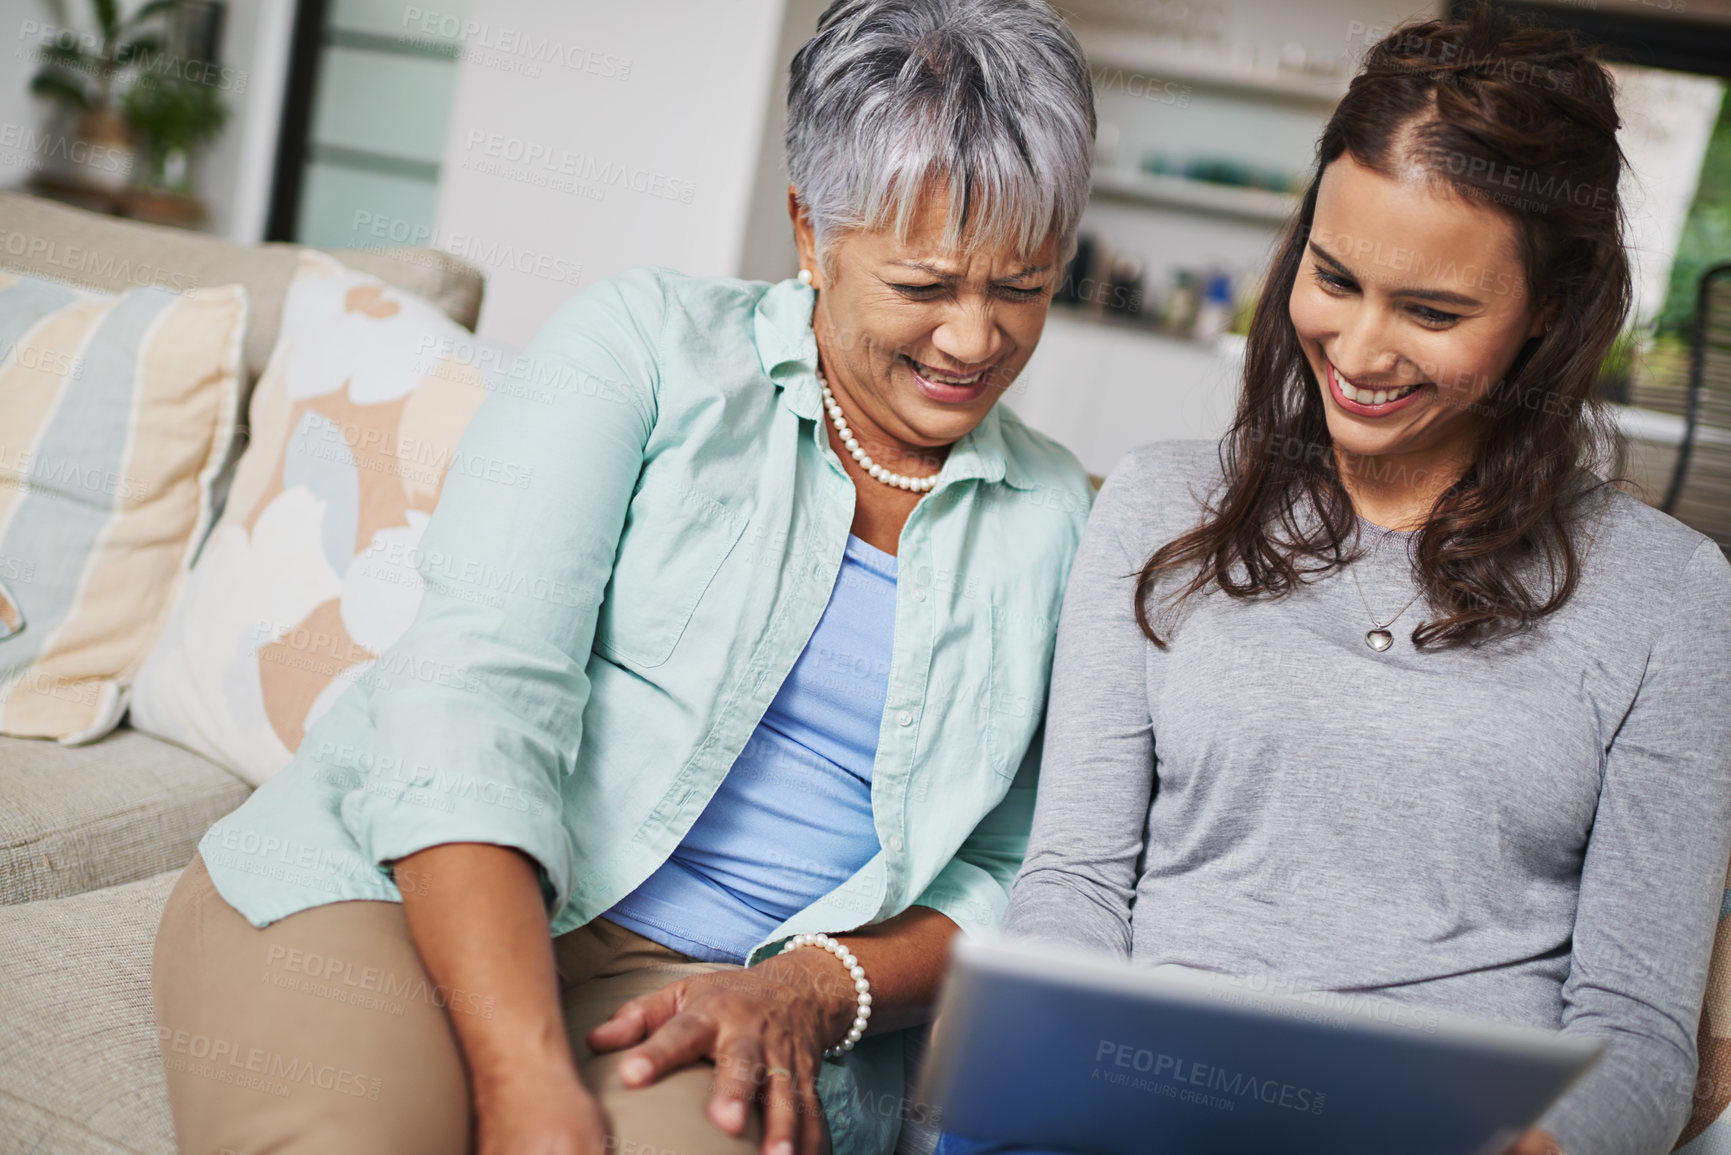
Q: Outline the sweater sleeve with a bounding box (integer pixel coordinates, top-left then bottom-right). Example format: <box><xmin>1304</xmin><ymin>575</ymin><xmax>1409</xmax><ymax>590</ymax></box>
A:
<box><xmin>1540</xmin><ymin>538</ymin><xmax>1731</xmax><ymax>1155</ymax></box>
<box><xmin>1000</xmin><ymin>451</ymin><xmax>1161</xmax><ymax>959</ymax></box>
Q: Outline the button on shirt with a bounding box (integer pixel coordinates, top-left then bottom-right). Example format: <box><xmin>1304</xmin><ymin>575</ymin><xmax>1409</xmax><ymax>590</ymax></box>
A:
<box><xmin>195</xmin><ymin>267</ymin><xmax>1095</xmax><ymax>1155</ymax></box>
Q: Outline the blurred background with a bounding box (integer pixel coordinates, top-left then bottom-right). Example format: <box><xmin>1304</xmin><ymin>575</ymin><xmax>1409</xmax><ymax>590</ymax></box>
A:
<box><xmin>3</xmin><ymin>0</ymin><xmax>1728</xmax><ymax>546</ymax></box>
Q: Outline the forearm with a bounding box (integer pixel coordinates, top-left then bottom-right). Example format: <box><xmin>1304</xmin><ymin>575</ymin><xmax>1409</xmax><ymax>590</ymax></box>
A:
<box><xmin>764</xmin><ymin>906</ymin><xmax>960</xmax><ymax>1041</ymax></box>
<box><xmin>841</xmin><ymin>905</ymin><xmax>960</xmax><ymax>1033</ymax></box>
<box><xmin>391</xmin><ymin>842</ymin><xmax>577</xmax><ymax>1095</ymax></box>
<box><xmin>1539</xmin><ymin>1034</ymin><xmax>1694</xmax><ymax>1155</ymax></box>
<box><xmin>1002</xmin><ymin>870</ymin><xmax>1134</xmax><ymax>957</ymax></box>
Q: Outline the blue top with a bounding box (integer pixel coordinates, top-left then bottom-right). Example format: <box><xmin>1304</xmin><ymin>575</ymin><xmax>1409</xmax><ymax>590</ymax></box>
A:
<box><xmin>607</xmin><ymin>533</ymin><xmax>898</xmax><ymax>962</ymax></box>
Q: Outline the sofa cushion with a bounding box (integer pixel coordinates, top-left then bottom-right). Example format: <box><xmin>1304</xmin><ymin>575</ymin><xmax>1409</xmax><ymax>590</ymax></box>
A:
<box><xmin>0</xmin><ymin>271</ymin><xmax>246</xmax><ymax>743</ymax></box>
<box><xmin>0</xmin><ymin>191</ymin><xmax>485</xmax><ymax>386</ymax></box>
<box><xmin>0</xmin><ymin>868</ymin><xmax>179</xmax><ymax>1155</ymax></box>
<box><xmin>130</xmin><ymin>250</ymin><xmax>525</xmax><ymax>785</ymax></box>
<box><xmin>0</xmin><ymin>726</ymin><xmax>250</xmax><ymax>905</ymax></box>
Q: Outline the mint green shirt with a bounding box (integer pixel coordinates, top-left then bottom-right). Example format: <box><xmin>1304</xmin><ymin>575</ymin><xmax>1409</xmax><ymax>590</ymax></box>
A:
<box><xmin>197</xmin><ymin>267</ymin><xmax>1093</xmax><ymax>1154</ymax></box>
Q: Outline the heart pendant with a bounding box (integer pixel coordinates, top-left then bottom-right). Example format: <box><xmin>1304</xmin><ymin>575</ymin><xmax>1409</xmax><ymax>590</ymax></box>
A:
<box><xmin>1366</xmin><ymin>629</ymin><xmax>1393</xmax><ymax>652</ymax></box>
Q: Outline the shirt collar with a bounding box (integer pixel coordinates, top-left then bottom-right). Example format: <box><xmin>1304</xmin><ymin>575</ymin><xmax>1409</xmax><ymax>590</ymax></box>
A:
<box><xmin>751</xmin><ymin>276</ymin><xmax>1033</xmax><ymax>492</ymax></box>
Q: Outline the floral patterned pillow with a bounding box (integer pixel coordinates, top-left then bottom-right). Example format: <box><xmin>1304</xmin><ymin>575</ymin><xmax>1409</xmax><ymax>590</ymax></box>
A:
<box><xmin>131</xmin><ymin>250</ymin><xmax>525</xmax><ymax>784</ymax></box>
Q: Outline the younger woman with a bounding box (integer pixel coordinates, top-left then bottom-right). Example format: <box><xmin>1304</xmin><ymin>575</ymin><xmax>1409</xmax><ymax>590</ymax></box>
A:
<box><xmin>962</xmin><ymin>9</ymin><xmax>1731</xmax><ymax>1155</ymax></box>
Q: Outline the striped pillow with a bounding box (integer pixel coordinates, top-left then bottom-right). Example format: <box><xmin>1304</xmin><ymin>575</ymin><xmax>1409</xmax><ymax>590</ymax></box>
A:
<box><xmin>0</xmin><ymin>270</ymin><xmax>245</xmax><ymax>743</ymax></box>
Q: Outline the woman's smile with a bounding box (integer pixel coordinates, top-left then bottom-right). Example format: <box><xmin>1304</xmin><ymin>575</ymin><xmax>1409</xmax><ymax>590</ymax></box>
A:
<box><xmin>1324</xmin><ymin>360</ymin><xmax>1429</xmax><ymax>418</ymax></box>
<box><xmin>901</xmin><ymin>353</ymin><xmax>996</xmax><ymax>404</ymax></box>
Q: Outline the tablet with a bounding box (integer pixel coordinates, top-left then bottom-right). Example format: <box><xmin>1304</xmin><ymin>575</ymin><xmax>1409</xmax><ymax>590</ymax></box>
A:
<box><xmin>915</xmin><ymin>935</ymin><xmax>1604</xmax><ymax>1155</ymax></box>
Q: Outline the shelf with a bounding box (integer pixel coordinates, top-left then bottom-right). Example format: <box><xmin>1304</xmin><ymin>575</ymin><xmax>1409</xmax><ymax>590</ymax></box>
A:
<box><xmin>20</xmin><ymin>174</ymin><xmax>209</xmax><ymax>229</ymax></box>
<box><xmin>1048</xmin><ymin>304</ymin><xmax>1247</xmax><ymax>357</ymax></box>
<box><xmin>1089</xmin><ymin>167</ymin><xmax>1299</xmax><ymax>224</ymax></box>
<box><xmin>1075</xmin><ymin>25</ymin><xmax>1350</xmax><ymax>109</ymax></box>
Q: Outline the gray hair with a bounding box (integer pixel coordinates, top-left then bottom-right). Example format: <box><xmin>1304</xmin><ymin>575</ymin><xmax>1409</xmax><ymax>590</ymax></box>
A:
<box><xmin>786</xmin><ymin>0</ymin><xmax>1096</xmax><ymax>271</ymax></box>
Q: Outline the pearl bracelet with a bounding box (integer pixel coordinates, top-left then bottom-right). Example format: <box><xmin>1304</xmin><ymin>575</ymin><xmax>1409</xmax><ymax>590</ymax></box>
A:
<box><xmin>780</xmin><ymin>932</ymin><xmax>873</xmax><ymax>1058</ymax></box>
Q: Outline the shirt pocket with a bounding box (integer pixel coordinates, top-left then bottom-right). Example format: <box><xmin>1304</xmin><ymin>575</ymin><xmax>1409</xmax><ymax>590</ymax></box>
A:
<box><xmin>594</xmin><ymin>482</ymin><xmax>748</xmax><ymax>669</ymax></box>
<box><xmin>983</xmin><ymin>603</ymin><xmax>1058</xmax><ymax>778</ymax></box>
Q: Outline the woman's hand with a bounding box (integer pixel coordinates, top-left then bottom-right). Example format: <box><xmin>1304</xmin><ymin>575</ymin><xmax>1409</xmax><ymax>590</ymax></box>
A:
<box><xmin>1505</xmin><ymin>1127</ymin><xmax>1563</xmax><ymax>1155</ymax></box>
<box><xmin>587</xmin><ymin>949</ymin><xmax>856</xmax><ymax>1155</ymax></box>
<box><xmin>473</xmin><ymin>1061</ymin><xmax>609</xmax><ymax>1155</ymax></box>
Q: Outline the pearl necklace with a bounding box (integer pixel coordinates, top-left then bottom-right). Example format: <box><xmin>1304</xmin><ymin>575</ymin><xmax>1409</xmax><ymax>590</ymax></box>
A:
<box><xmin>818</xmin><ymin>370</ymin><xmax>940</xmax><ymax>493</ymax></box>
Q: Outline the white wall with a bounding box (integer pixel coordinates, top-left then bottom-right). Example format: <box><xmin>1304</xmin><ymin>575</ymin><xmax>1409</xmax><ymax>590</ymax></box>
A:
<box><xmin>1011</xmin><ymin>314</ymin><xmax>1243</xmax><ymax>477</ymax></box>
<box><xmin>432</xmin><ymin>0</ymin><xmax>790</xmax><ymax>348</ymax></box>
<box><xmin>0</xmin><ymin>1</ymin><xmax>38</xmax><ymax>175</ymax></box>
<box><xmin>201</xmin><ymin>0</ymin><xmax>295</xmax><ymax>242</ymax></box>
<box><xmin>737</xmin><ymin>0</ymin><xmax>827</xmax><ymax>284</ymax></box>
<box><xmin>1066</xmin><ymin>0</ymin><xmax>1438</xmax><ymax>70</ymax></box>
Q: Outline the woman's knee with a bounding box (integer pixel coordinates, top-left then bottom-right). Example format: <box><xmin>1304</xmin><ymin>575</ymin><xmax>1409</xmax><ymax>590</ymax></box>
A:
<box><xmin>152</xmin><ymin>855</ymin><xmax>472</xmax><ymax>1154</ymax></box>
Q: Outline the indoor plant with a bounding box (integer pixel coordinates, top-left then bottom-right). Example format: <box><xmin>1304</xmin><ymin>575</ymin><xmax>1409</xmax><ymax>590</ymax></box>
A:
<box><xmin>27</xmin><ymin>0</ymin><xmax>181</xmax><ymax>191</ymax></box>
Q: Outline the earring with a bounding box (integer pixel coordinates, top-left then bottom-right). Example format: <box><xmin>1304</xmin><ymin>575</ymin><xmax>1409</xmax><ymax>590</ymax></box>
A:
<box><xmin>798</xmin><ymin>268</ymin><xmax>813</xmax><ymax>286</ymax></box>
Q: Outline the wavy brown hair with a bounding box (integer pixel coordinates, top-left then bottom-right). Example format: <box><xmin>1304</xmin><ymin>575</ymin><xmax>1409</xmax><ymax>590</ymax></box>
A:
<box><xmin>1136</xmin><ymin>3</ymin><xmax>1630</xmax><ymax>649</ymax></box>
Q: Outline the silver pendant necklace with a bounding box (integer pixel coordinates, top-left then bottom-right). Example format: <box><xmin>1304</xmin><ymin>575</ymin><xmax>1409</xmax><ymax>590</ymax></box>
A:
<box><xmin>1348</xmin><ymin>536</ymin><xmax>1423</xmax><ymax>652</ymax></box>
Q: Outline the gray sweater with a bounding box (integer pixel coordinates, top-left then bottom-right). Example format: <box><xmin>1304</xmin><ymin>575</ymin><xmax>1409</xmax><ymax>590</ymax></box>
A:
<box><xmin>1004</xmin><ymin>440</ymin><xmax>1731</xmax><ymax>1155</ymax></box>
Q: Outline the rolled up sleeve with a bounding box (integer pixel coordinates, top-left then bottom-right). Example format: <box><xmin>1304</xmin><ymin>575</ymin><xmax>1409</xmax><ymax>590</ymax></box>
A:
<box><xmin>334</xmin><ymin>268</ymin><xmax>667</xmax><ymax>923</ymax></box>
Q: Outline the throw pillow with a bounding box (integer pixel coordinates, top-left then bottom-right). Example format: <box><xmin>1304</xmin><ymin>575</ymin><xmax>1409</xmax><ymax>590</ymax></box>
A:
<box><xmin>130</xmin><ymin>250</ymin><xmax>525</xmax><ymax>784</ymax></box>
<box><xmin>0</xmin><ymin>270</ymin><xmax>246</xmax><ymax>742</ymax></box>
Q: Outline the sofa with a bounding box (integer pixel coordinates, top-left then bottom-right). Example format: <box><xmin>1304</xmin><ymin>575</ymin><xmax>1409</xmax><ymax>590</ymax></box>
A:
<box><xmin>0</xmin><ymin>188</ymin><xmax>1728</xmax><ymax>1155</ymax></box>
<box><xmin>0</xmin><ymin>190</ymin><xmax>484</xmax><ymax>1155</ymax></box>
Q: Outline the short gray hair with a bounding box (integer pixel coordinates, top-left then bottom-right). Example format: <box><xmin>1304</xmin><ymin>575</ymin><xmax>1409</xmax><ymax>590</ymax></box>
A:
<box><xmin>786</xmin><ymin>0</ymin><xmax>1096</xmax><ymax>269</ymax></box>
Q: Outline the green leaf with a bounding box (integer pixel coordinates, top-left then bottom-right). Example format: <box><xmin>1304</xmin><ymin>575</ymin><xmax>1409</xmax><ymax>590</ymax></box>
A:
<box><xmin>120</xmin><ymin>70</ymin><xmax>229</xmax><ymax>153</ymax></box>
<box><xmin>37</xmin><ymin>40</ymin><xmax>93</xmax><ymax>67</ymax></box>
<box><xmin>30</xmin><ymin>71</ymin><xmax>92</xmax><ymax>109</ymax></box>
<box><xmin>93</xmin><ymin>0</ymin><xmax>119</xmax><ymax>40</ymax></box>
<box><xmin>116</xmin><ymin>35</ymin><xmax>165</xmax><ymax>64</ymax></box>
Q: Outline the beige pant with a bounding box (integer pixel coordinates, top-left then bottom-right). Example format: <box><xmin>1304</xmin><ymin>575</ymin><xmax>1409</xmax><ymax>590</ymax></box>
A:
<box><xmin>152</xmin><ymin>848</ymin><xmax>787</xmax><ymax>1155</ymax></box>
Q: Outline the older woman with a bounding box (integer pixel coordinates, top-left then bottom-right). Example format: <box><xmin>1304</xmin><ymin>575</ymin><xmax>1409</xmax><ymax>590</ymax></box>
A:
<box><xmin>150</xmin><ymin>2</ymin><xmax>1095</xmax><ymax>1155</ymax></box>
